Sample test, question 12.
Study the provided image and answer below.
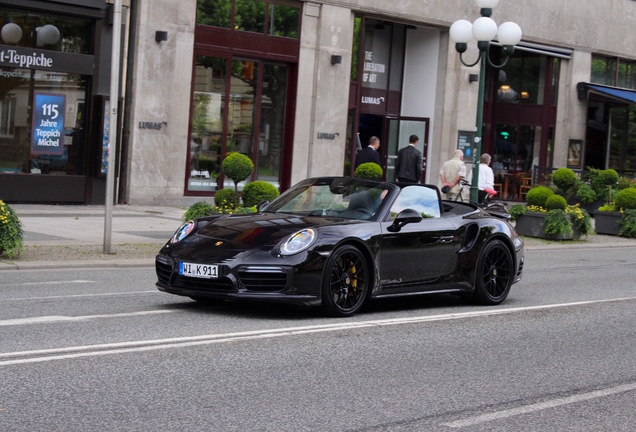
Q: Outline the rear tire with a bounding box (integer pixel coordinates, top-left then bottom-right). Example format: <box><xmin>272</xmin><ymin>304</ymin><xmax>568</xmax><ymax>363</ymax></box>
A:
<box><xmin>321</xmin><ymin>245</ymin><xmax>370</xmax><ymax>317</ymax></box>
<box><xmin>472</xmin><ymin>240</ymin><xmax>514</xmax><ymax>305</ymax></box>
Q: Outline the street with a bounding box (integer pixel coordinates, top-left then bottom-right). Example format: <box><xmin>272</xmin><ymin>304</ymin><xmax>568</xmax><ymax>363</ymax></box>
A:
<box><xmin>1</xmin><ymin>246</ymin><xmax>635</xmax><ymax>431</ymax></box>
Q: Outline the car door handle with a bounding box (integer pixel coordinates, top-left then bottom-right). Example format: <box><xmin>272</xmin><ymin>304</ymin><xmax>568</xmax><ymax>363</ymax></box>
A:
<box><xmin>439</xmin><ymin>236</ymin><xmax>454</xmax><ymax>243</ymax></box>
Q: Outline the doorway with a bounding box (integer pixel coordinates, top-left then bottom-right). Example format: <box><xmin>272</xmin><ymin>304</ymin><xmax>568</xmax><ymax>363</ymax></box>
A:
<box><xmin>357</xmin><ymin>113</ymin><xmax>385</xmax><ymax>173</ymax></box>
<box><xmin>385</xmin><ymin>117</ymin><xmax>429</xmax><ymax>182</ymax></box>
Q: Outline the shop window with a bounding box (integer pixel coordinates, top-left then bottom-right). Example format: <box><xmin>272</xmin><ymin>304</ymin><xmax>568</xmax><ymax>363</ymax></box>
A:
<box><xmin>188</xmin><ymin>57</ymin><xmax>228</xmax><ymax>192</ymax></box>
<box><xmin>591</xmin><ymin>55</ymin><xmax>617</xmax><ymax>87</ymax></box>
<box><xmin>0</xmin><ymin>10</ymin><xmax>93</xmax><ymax>54</ymax></box>
<box><xmin>197</xmin><ymin>0</ymin><xmax>232</xmax><ymax>28</ymax></box>
<box><xmin>269</xmin><ymin>4</ymin><xmax>299</xmax><ymax>38</ymax></box>
<box><xmin>496</xmin><ymin>52</ymin><xmax>548</xmax><ymax>105</ymax></box>
<box><xmin>617</xmin><ymin>60</ymin><xmax>636</xmax><ymax>90</ymax></box>
<box><xmin>197</xmin><ymin>0</ymin><xmax>299</xmax><ymax>39</ymax></box>
<box><xmin>351</xmin><ymin>17</ymin><xmax>361</xmax><ymax>82</ymax></box>
<box><xmin>0</xmin><ymin>68</ymin><xmax>88</xmax><ymax>175</ymax></box>
<box><xmin>0</xmin><ymin>95</ymin><xmax>16</xmax><ymax>137</ymax></box>
<box><xmin>256</xmin><ymin>64</ymin><xmax>287</xmax><ymax>187</ymax></box>
<box><xmin>362</xmin><ymin>19</ymin><xmax>391</xmax><ymax>90</ymax></box>
<box><xmin>188</xmin><ymin>56</ymin><xmax>288</xmax><ymax>193</ymax></box>
<box><xmin>235</xmin><ymin>0</ymin><xmax>266</xmax><ymax>33</ymax></box>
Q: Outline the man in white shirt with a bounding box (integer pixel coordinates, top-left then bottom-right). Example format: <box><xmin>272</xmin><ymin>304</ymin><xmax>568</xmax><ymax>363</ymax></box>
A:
<box><xmin>468</xmin><ymin>153</ymin><xmax>495</xmax><ymax>203</ymax></box>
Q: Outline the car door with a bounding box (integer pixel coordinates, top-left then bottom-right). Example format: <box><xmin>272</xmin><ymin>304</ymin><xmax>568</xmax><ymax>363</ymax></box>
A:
<box><xmin>379</xmin><ymin>185</ymin><xmax>461</xmax><ymax>292</ymax></box>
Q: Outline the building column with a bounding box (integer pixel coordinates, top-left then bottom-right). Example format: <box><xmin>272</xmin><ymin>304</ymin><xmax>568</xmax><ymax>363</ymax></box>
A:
<box><xmin>291</xmin><ymin>3</ymin><xmax>353</xmax><ymax>184</ymax></box>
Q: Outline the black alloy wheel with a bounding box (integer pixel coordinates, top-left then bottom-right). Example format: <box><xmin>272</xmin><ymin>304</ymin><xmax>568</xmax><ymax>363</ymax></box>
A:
<box><xmin>321</xmin><ymin>245</ymin><xmax>370</xmax><ymax>317</ymax></box>
<box><xmin>473</xmin><ymin>239</ymin><xmax>514</xmax><ymax>305</ymax></box>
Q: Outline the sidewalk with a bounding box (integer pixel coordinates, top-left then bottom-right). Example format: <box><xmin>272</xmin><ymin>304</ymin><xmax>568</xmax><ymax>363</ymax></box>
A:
<box><xmin>1</xmin><ymin>204</ymin><xmax>186</xmax><ymax>270</ymax></box>
<box><xmin>1</xmin><ymin>204</ymin><xmax>635</xmax><ymax>271</ymax></box>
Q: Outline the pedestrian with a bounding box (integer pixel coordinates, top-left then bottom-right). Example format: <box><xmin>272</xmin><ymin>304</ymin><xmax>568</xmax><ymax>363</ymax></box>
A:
<box><xmin>395</xmin><ymin>134</ymin><xmax>422</xmax><ymax>183</ymax></box>
<box><xmin>355</xmin><ymin>136</ymin><xmax>381</xmax><ymax>169</ymax></box>
<box><xmin>468</xmin><ymin>153</ymin><xmax>495</xmax><ymax>203</ymax></box>
<box><xmin>439</xmin><ymin>149</ymin><xmax>466</xmax><ymax>200</ymax></box>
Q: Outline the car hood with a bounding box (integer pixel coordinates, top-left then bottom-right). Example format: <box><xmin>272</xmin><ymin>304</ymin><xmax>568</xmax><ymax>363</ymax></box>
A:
<box><xmin>192</xmin><ymin>212</ymin><xmax>360</xmax><ymax>249</ymax></box>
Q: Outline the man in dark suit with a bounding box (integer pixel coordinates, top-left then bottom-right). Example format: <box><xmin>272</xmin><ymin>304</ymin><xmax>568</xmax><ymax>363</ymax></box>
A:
<box><xmin>354</xmin><ymin>136</ymin><xmax>381</xmax><ymax>169</ymax></box>
<box><xmin>395</xmin><ymin>134</ymin><xmax>422</xmax><ymax>183</ymax></box>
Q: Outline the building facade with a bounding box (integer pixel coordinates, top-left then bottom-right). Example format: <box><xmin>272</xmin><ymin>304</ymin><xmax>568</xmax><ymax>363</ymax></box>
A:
<box><xmin>0</xmin><ymin>0</ymin><xmax>126</xmax><ymax>203</ymax></box>
<box><xmin>3</xmin><ymin>0</ymin><xmax>636</xmax><ymax>204</ymax></box>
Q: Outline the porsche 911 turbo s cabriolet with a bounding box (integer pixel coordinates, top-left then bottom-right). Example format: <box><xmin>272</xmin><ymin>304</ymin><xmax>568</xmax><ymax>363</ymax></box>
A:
<box><xmin>156</xmin><ymin>177</ymin><xmax>524</xmax><ymax>316</ymax></box>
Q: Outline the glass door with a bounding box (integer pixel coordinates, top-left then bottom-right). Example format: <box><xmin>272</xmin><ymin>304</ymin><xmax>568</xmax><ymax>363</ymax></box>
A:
<box><xmin>385</xmin><ymin>118</ymin><xmax>429</xmax><ymax>182</ymax></box>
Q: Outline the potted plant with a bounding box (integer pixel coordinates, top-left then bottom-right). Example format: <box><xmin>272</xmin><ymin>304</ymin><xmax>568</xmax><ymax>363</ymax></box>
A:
<box><xmin>0</xmin><ymin>200</ymin><xmax>23</xmax><ymax>258</ymax></box>
<box><xmin>595</xmin><ymin>187</ymin><xmax>636</xmax><ymax>237</ymax></box>
<box><xmin>510</xmin><ymin>185</ymin><xmax>591</xmax><ymax>240</ymax></box>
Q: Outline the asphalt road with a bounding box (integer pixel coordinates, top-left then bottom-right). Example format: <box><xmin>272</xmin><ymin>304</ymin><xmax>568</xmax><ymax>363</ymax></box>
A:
<box><xmin>1</xmin><ymin>246</ymin><xmax>635</xmax><ymax>431</ymax></box>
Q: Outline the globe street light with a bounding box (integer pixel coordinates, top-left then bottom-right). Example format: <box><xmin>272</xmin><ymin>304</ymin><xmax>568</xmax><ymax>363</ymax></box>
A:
<box><xmin>450</xmin><ymin>0</ymin><xmax>521</xmax><ymax>204</ymax></box>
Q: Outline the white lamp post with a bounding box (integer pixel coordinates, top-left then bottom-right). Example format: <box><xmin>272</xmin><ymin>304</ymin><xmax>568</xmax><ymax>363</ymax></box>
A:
<box><xmin>450</xmin><ymin>0</ymin><xmax>522</xmax><ymax>204</ymax></box>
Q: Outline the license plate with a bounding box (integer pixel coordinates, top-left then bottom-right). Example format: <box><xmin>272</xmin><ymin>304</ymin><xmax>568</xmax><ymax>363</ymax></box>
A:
<box><xmin>179</xmin><ymin>262</ymin><xmax>218</xmax><ymax>279</ymax></box>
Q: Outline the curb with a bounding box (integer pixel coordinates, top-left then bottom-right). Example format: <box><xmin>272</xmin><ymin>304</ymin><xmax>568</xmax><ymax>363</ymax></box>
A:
<box><xmin>0</xmin><ymin>259</ymin><xmax>155</xmax><ymax>271</ymax></box>
<box><xmin>2</xmin><ymin>241</ymin><xmax>635</xmax><ymax>270</ymax></box>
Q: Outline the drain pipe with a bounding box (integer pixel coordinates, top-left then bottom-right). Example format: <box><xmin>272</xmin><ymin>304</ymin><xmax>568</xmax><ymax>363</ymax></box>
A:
<box><xmin>118</xmin><ymin>0</ymin><xmax>138</xmax><ymax>204</ymax></box>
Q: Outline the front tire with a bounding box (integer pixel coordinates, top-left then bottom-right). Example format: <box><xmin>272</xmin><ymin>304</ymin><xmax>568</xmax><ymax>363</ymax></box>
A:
<box><xmin>321</xmin><ymin>245</ymin><xmax>370</xmax><ymax>317</ymax></box>
<box><xmin>472</xmin><ymin>239</ymin><xmax>514</xmax><ymax>305</ymax></box>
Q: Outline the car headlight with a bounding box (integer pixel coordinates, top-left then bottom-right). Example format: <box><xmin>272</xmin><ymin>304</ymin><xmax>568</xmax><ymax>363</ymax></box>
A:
<box><xmin>171</xmin><ymin>220</ymin><xmax>196</xmax><ymax>243</ymax></box>
<box><xmin>279</xmin><ymin>228</ymin><xmax>317</xmax><ymax>256</ymax></box>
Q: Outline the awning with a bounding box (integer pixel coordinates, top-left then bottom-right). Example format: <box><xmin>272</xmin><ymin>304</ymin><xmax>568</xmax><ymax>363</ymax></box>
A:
<box><xmin>577</xmin><ymin>82</ymin><xmax>636</xmax><ymax>104</ymax></box>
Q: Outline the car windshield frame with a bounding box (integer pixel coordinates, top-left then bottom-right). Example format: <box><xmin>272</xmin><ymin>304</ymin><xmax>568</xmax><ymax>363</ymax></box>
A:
<box><xmin>265</xmin><ymin>177</ymin><xmax>398</xmax><ymax>221</ymax></box>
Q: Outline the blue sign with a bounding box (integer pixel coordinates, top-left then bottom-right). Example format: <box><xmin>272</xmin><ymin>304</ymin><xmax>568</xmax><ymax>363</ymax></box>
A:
<box><xmin>31</xmin><ymin>93</ymin><xmax>65</xmax><ymax>155</ymax></box>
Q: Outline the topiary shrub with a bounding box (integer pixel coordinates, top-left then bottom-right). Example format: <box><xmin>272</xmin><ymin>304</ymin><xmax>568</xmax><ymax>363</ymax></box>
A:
<box><xmin>614</xmin><ymin>187</ymin><xmax>636</xmax><ymax>210</ymax></box>
<box><xmin>222</xmin><ymin>152</ymin><xmax>254</xmax><ymax>191</ymax></box>
<box><xmin>241</xmin><ymin>181</ymin><xmax>279</xmax><ymax>207</ymax></box>
<box><xmin>214</xmin><ymin>188</ymin><xmax>240</xmax><ymax>210</ymax></box>
<box><xmin>552</xmin><ymin>168</ymin><xmax>578</xmax><ymax>192</ymax></box>
<box><xmin>354</xmin><ymin>162</ymin><xmax>383</xmax><ymax>180</ymax></box>
<box><xmin>182</xmin><ymin>201</ymin><xmax>214</xmax><ymax>221</ymax></box>
<box><xmin>526</xmin><ymin>186</ymin><xmax>554</xmax><ymax>208</ymax></box>
<box><xmin>599</xmin><ymin>168</ymin><xmax>619</xmax><ymax>186</ymax></box>
<box><xmin>589</xmin><ymin>168</ymin><xmax>618</xmax><ymax>199</ymax></box>
<box><xmin>545</xmin><ymin>194</ymin><xmax>567</xmax><ymax>211</ymax></box>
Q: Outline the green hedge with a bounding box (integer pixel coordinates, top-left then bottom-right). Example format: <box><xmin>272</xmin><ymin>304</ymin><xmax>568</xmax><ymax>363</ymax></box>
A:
<box><xmin>354</xmin><ymin>162</ymin><xmax>382</xmax><ymax>180</ymax></box>
<box><xmin>241</xmin><ymin>181</ymin><xmax>279</xmax><ymax>207</ymax></box>
<box><xmin>526</xmin><ymin>186</ymin><xmax>554</xmax><ymax>208</ymax></box>
<box><xmin>614</xmin><ymin>188</ymin><xmax>636</xmax><ymax>210</ymax></box>
<box><xmin>545</xmin><ymin>194</ymin><xmax>567</xmax><ymax>211</ymax></box>
<box><xmin>552</xmin><ymin>168</ymin><xmax>578</xmax><ymax>192</ymax></box>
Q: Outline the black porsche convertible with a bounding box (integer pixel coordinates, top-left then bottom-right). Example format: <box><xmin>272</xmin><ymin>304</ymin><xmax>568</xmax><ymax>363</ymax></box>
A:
<box><xmin>156</xmin><ymin>177</ymin><xmax>524</xmax><ymax>316</ymax></box>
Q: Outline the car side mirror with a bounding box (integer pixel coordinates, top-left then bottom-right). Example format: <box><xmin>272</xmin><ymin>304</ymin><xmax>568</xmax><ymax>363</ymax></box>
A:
<box><xmin>387</xmin><ymin>208</ymin><xmax>423</xmax><ymax>232</ymax></box>
<box><xmin>256</xmin><ymin>200</ymin><xmax>270</xmax><ymax>213</ymax></box>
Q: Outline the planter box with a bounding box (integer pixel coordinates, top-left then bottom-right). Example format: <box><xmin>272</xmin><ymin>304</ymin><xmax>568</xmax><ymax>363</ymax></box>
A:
<box><xmin>593</xmin><ymin>211</ymin><xmax>621</xmax><ymax>236</ymax></box>
<box><xmin>514</xmin><ymin>212</ymin><xmax>581</xmax><ymax>240</ymax></box>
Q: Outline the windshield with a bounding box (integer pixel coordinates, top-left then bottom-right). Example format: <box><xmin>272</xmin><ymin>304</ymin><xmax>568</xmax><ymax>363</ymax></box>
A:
<box><xmin>266</xmin><ymin>178</ymin><xmax>394</xmax><ymax>220</ymax></box>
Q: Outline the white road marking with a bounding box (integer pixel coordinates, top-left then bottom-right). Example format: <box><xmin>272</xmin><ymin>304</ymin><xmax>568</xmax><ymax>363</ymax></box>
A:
<box><xmin>442</xmin><ymin>382</ymin><xmax>636</xmax><ymax>428</ymax></box>
<box><xmin>0</xmin><ymin>310</ymin><xmax>174</xmax><ymax>327</ymax></box>
<box><xmin>2</xmin><ymin>280</ymin><xmax>95</xmax><ymax>287</ymax></box>
<box><xmin>3</xmin><ymin>290</ymin><xmax>157</xmax><ymax>302</ymax></box>
<box><xmin>0</xmin><ymin>296</ymin><xmax>634</xmax><ymax>367</ymax></box>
